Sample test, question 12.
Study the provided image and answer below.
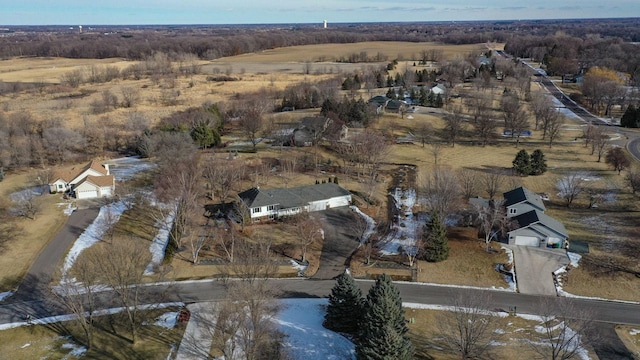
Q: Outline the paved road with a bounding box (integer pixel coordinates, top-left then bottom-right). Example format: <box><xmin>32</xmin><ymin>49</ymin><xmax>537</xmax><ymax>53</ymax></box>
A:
<box><xmin>506</xmin><ymin>245</ymin><xmax>569</xmax><ymax>296</ymax></box>
<box><xmin>311</xmin><ymin>207</ymin><xmax>361</xmax><ymax>280</ymax></box>
<box><xmin>11</xmin><ymin>208</ymin><xmax>100</xmax><ymax>303</ymax></box>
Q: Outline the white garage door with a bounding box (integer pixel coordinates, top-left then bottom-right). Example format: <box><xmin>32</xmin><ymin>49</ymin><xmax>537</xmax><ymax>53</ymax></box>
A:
<box><xmin>77</xmin><ymin>190</ymin><xmax>98</xmax><ymax>199</ymax></box>
<box><xmin>515</xmin><ymin>236</ymin><xmax>539</xmax><ymax>247</ymax></box>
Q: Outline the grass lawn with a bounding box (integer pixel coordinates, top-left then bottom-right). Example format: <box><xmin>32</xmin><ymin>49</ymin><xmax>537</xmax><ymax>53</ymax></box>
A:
<box><xmin>0</xmin><ymin>308</ymin><xmax>185</xmax><ymax>360</ymax></box>
<box><xmin>616</xmin><ymin>325</ymin><xmax>640</xmax><ymax>359</ymax></box>
<box><xmin>406</xmin><ymin>306</ymin><xmax>598</xmax><ymax>360</ymax></box>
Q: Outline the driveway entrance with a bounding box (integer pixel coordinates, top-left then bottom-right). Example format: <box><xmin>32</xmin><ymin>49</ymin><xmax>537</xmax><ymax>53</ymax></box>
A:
<box><xmin>505</xmin><ymin>245</ymin><xmax>569</xmax><ymax>296</ymax></box>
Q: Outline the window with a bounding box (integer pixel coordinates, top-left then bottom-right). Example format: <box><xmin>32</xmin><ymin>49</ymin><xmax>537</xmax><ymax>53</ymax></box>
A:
<box><xmin>509</xmin><ymin>208</ymin><xmax>517</xmax><ymax>214</ymax></box>
<box><xmin>252</xmin><ymin>207</ymin><xmax>261</xmax><ymax>214</ymax></box>
<box><xmin>58</xmin><ymin>184</ymin><xmax>64</xmax><ymax>189</ymax></box>
<box><xmin>267</xmin><ymin>205</ymin><xmax>275</xmax><ymax>211</ymax></box>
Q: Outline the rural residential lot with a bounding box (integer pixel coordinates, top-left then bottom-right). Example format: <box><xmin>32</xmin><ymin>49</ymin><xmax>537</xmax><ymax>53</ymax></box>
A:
<box><xmin>0</xmin><ymin>19</ymin><xmax>639</xmax><ymax>359</ymax></box>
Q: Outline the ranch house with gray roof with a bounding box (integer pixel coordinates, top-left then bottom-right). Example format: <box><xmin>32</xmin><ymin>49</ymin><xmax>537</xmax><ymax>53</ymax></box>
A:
<box><xmin>238</xmin><ymin>183</ymin><xmax>352</xmax><ymax>221</ymax></box>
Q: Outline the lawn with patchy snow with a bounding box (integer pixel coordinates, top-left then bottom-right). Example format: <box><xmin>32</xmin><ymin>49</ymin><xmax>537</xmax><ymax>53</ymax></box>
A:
<box><xmin>380</xmin><ymin>188</ymin><xmax>423</xmax><ymax>256</ymax></box>
<box><xmin>276</xmin><ymin>299</ymin><xmax>355</xmax><ymax>360</ymax></box>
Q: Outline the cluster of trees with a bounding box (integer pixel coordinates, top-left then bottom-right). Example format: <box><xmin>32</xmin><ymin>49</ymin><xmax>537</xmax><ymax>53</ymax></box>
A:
<box><xmin>320</xmin><ymin>97</ymin><xmax>376</xmax><ymax>127</ymax></box>
<box><xmin>512</xmin><ymin>149</ymin><xmax>547</xmax><ymax>176</ymax></box>
<box><xmin>505</xmin><ymin>29</ymin><xmax>640</xmax><ymax>85</ymax></box>
<box><xmin>324</xmin><ymin>273</ymin><xmax>413</xmax><ymax>360</ymax></box>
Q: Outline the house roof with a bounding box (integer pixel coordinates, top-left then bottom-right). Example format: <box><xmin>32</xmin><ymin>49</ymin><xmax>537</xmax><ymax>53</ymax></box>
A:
<box><xmin>468</xmin><ymin>196</ymin><xmax>491</xmax><ymax>209</ymax></box>
<box><xmin>511</xmin><ymin>210</ymin><xmax>568</xmax><ymax>239</ymax></box>
<box><xmin>76</xmin><ymin>175</ymin><xmax>115</xmax><ymax>188</ymax></box>
<box><xmin>299</xmin><ymin>117</ymin><xmax>330</xmax><ymax>133</ymax></box>
<box><xmin>53</xmin><ymin>160</ymin><xmax>108</xmax><ymax>183</ymax></box>
<box><xmin>239</xmin><ymin>183</ymin><xmax>351</xmax><ymax>209</ymax></box>
<box><xmin>503</xmin><ymin>187</ymin><xmax>546</xmax><ymax>212</ymax></box>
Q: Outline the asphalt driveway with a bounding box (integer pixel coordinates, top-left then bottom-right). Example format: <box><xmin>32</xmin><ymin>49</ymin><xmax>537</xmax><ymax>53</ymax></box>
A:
<box><xmin>506</xmin><ymin>245</ymin><xmax>569</xmax><ymax>296</ymax></box>
<box><xmin>311</xmin><ymin>207</ymin><xmax>361</xmax><ymax>280</ymax></box>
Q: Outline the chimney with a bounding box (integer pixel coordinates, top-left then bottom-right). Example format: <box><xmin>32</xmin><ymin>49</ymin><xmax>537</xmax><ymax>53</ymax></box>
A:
<box><xmin>104</xmin><ymin>163</ymin><xmax>110</xmax><ymax>175</ymax></box>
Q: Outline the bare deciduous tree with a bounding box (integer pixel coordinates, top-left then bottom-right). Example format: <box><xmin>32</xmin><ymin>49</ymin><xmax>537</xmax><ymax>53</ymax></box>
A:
<box><xmin>474</xmin><ymin>199</ymin><xmax>513</xmax><ymax>251</ymax></box>
<box><xmin>421</xmin><ymin>167</ymin><xmax>462</xmax><ymax>219</ymax></box>
<box><xmin>87</xmin><ymin>238</ymin><xmax>152</xmax><ymax>344</ymax></box>
<box><xmin>443</xmin><ymin>105</ymin><xmax>465</xmax><ymax>147</ymax></box>
<box><xmin>528</xmin><ymin>298</ymin><xmax>596</xmax><ymax>360</ymax></box>
<box><xmin>481</xmin><ymin>171</ymin><xmax>506</xmax><ymax>199</ymax></box>
<box><xmin>438</xmin><ymin>293</ymin><xmax>501</xmax><ymax>360</ymax></box>
<box><xmin>457</xmin><ymin>168</ymin><xmax>480</xmax><ymax>199</ymax></box>
<box><xmin>10</xmin><ymin>193</ymin><xmax>41</xmax><ymax>220</ymax></box>
<box><xmin>289</xmin><ymin>212</ymin><xmax>323</xmax><ymax>263</ymax></box>
<box><xmin>624</xmin><ymin>168</ymin><xmax>640</xmax><ymax>194</ymax></box>
<box><xmin>557</xmin><ymin>173</ymin><xmax>586</xmax><ymax>208</ymax></box>
<box><xmin>52</xmin><ymin>256</ymin><xmax>99</xmax><ymax>350</ymax></box>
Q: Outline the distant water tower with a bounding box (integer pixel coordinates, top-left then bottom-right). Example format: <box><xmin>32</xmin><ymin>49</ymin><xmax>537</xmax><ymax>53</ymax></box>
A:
<box><xmin>323</xmin><ymin>20</ymin><xmax>327</xmax><ymax>29</ymax></box>
<box><xmin>78</xmin><ymin>25</ymin><xmax>82</xmax><ymax>34</ymax></box>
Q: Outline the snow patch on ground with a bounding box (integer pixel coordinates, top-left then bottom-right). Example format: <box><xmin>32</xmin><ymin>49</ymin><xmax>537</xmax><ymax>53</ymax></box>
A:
<box><xmin>0</xmin><ymin>291</ymin><xmax>13</xmax><ymax>302</ymax></box>
<box><xmin>106</xmin><ymin>156</ymin><xmax>155</xmax><ymax>181</ymax></box>
<box><xmin>498</xmin><ymin>246</ymin><xmax>517</xmax><ymax>292</ymax></box>
<box><xmin>350</xmin><ymin>205</ymin><xmax>376</xmax><ymax>243</ymax></box>
<box><xmin>630</xmin><ymin>329</ymin><xmax>640</xmax><ymax>336</ymax></box>
<box><xmin>380</xmin><ymin>188</ymin><xmax>424</xmax><ymax>256</ymax></box>
<box><xmin>61</xmin><ymin>201</ymin><xmax>127</xmax><ymax>279</ymax></box>
<box><xmin>276</xmin><ymin>299</ymin><xmax>355</xmax><ymax>360</ymax></box>
<box><xmin>567</xmin><ymin>252</ymin><xmax>582</xmax><ymax>268</ymax></box>
<box><xmin>290</xmin><ymin>259</ymin><xmax>308</xmax><ymax>276</ymax></box>
<box><xmin>59</xmin><ymin>202</ymin><xmax>77</xmax><ymax>216</ymax></box>
<box><xmin>144</xmin><ymin>209</ymin><xmax>175</xmax><ymax>275</ymax></box>
<box><xmin>154</xmin><ymin>312</ymin><xmax>179</xmax><ymax>329</ymax></box>
<box><xmin>61</xmin><ymin>342</ymin><xmax>87</xmax><ymax>358</ymax></box>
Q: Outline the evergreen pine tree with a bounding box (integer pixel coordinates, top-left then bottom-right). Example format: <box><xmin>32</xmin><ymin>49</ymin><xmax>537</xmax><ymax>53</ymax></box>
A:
<box><xmin>333</xmin><ymin>177</ymin><xmax>339</xmax><ymax>185</ymax></box>
<box><xmin>323</xmin><ymin>272</ymin><xmax>364</xmax><ymax>335</ymax></box>
<box><xmin>435</xmin><ymin>93</ymin><xmax>444</xmax><ymax>108</ymax></box>
<box><xmin>512</xmin><ymin>149</ymin><xmax>531</xmax><ymax>176</ymax></box>
<box><xmin>621</xmin><ymin>104</ymin><xmax>638</xmax><ymax>128</ymax></box>
<box><xmin>356</xmin><ymin>274</ymin><xmax>413</xmax><ymax>360</ymax></box>
<box><xmin>0</xmin><ymin>166</ymin><xmax>4</xmax><ymax>182</ymax></box>
<box><xmin>385</xmin><ymin>87</ymin><xmax>396</xmax><ymax>100</ymax></box>
<box><xmin>529</xmin><ymin>149</ymin><xmax>548</xmax><ymax>175</ymax></box>
<box><xmin>422</xmin><ymin>212</ymin><xmax>450</xmax><ymax>262</ymax></box>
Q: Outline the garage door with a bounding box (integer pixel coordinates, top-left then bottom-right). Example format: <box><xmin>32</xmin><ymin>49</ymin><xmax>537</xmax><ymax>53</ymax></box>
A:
<box><xmin>515</xmin><ymin>236</ymin><xmax>539</xmax><ymax>247</ymax></box>
<box><xmin>77</xmin><ymin>190</ymin><xmax>98</xmax><ymax>199</ymax></box>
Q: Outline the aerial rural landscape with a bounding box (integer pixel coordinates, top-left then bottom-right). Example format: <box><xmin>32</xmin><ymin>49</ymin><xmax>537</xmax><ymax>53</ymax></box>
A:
<box><xmin>0</xmin><ymin>7</ymin><xmax>639</xmax><ymax>360</ymax></box>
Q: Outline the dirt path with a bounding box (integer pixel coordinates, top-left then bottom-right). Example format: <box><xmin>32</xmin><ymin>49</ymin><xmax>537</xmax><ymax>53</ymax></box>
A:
<box><xmin>11</xmin><ymin>208</ymin><xmax>100</xmax><ymax>304</ymax></box>
<box><xmin>311</xmin><ymin>207</ymin><xmax>361</xmax><ymax>280</ymax></box>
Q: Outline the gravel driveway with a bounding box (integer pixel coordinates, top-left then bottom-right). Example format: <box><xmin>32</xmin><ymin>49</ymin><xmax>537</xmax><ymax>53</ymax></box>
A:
<box><xmin>506</xmin><ymin>245</ymin><xmax>569</xmax><ymax>296</ymax></box>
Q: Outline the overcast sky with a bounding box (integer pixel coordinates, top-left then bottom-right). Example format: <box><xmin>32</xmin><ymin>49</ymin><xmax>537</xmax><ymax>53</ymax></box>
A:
<box><xmin>1</xmin><ymin>0</ymin><xmax>637</xmax><ymax>25</ymax></box>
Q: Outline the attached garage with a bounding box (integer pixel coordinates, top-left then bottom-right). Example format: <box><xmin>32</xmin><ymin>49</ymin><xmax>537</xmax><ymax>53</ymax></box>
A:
<box><xmin>514</xmin><ymin>236</ymin><xmax>540</xmax><ymax>247</ymax></box>
<box><xmin>77</xmin><ymin>189</ymin><xmax>98</xmax><ymax>199</ymax></box>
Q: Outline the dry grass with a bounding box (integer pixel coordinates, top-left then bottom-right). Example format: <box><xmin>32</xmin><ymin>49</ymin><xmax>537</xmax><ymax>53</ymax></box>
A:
<box><xmin>350</xmin><ymin>227</ymin><xmax>510</xmax><ymax>288</ymax></box>
<box><xmin>0</xmin><ymin>308</ymin><xmax>185</xmax><ymax>360</ymax></box>
<box><xmin>405</xmin><ymin>306</ymin><xmax>598</xmax><ymax>359</ymax></box>
<box><xmin>616</xmin><ymin>325</ymin><xmax>640</xmax><ymax>359</ymax></box>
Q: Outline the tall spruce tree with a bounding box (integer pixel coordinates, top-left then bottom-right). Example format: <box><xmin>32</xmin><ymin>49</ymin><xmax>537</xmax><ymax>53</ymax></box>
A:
<box><xmin>323</xmin><ymin>272</ymin><xmax>364</xmax><ymax>335</ymax></box>
<box><xmin>512</xmin><ymin>149</ymin><xmax>531</xmax><ymax>176</ymax></box>
<box><xmin>621</xmin><ymin>104</ymin><xmax>639</xmax><ymax>128</ymax></box>
<box><xmin>422</xmin><ymin>212</ymin><xmax>450</xmax><ymax>262</ymax></box>
<box><xmin>356</xmin><ymin>274</ymin><xmax>413</xmax><ymax>360</ymax></box>
<box><xmin>530</xmin><ymin>149</ymin><xmax>548</xmax><ymax>175</ymax></box>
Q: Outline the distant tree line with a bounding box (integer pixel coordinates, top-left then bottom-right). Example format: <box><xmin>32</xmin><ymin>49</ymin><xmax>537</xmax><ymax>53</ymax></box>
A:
<box><xmin>3</xmin><ymin>18</ymin><xmax>638</xmax><ymax>63</ymax></box>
